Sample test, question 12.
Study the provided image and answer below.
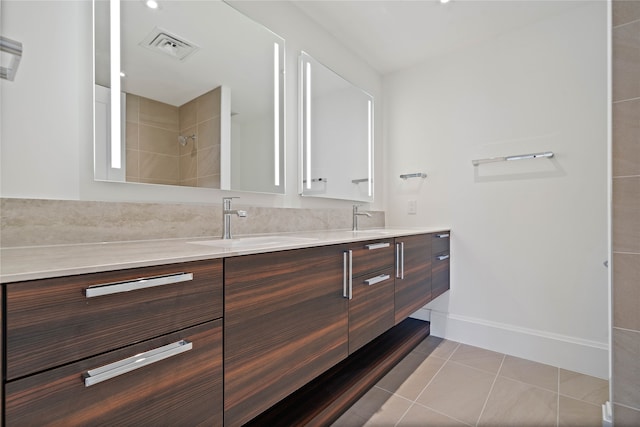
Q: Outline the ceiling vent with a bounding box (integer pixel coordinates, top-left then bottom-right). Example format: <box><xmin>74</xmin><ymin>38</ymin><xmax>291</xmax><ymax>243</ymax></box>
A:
<box><xmin>140</xmin><ymin>27</ymin><xmax>199</xmax><ymax>61</ymax></box>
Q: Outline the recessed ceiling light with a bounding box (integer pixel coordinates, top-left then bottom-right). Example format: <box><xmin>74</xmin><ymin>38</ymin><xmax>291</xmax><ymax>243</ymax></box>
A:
<box><xmin>146</xmin><ymin>0</ymin><xmax>159</xmax><ymax>9</ymax></box>
<box><xmin>440</xmin><ymin>0</ymin><xmax>451</xmax><ymax>3</ymax></box>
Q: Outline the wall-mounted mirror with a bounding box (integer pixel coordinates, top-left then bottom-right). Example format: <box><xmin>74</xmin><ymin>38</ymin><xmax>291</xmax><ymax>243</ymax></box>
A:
<box><xmin>94</xmin><ymin>0</ymin><xmax>285</xmax><ymax>194</ymax></box>
<box><xmin>299</xmin><ymin>52</ymin><xmax>374</xmax><ymax>202</ymax></box>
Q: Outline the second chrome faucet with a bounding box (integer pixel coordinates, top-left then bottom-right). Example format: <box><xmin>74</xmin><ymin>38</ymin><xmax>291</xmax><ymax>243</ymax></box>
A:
<box><xmin>352</xmin><ymin>204</ymin><xmax>372</xmax><ymax>231</ymax></box>
<box><xmin>222</xmin><ymin>197</ymin><xmax>247</xmax><ymax>239</ymax></box>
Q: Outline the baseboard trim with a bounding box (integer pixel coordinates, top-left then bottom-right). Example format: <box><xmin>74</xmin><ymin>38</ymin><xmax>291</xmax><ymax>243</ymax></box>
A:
<box><xmin>427</xmin><ymin>310</ymin><xmax>608</xmax><ymax>379</ymax></box>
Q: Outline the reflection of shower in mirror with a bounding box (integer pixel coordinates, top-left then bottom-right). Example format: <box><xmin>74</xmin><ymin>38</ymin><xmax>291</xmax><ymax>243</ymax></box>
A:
<box><xmin>178</xmin><ymin>134</ymin><xmax>196</xmax><ymax>146</ymax></box>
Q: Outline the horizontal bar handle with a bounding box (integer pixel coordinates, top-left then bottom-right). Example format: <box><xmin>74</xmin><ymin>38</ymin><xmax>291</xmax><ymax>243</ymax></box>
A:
<box><xmin>435</xmin><ymin>233</ymin><xmax>450</xmax><ymax>238</ymax></box>
<box><xmin>365</xmin><ymin>242</ymin><xmax>390</xmax><ymax>250</ymax></box>
<box><xmin>84</xmin><ymin>340</ymin><xmax>192</xmax><ymax>387</ymax></box>
<box><xmin>85</xmin><ymin>272</ymin><xmax>193</xmax><ymax>298</ymax></box>
<box><xmin>365</xmin><ymin>274</ymin><xmax>391</xmax><ymax>286</ymax></box>
<box><xmin>302</xmin><ymin>177</ymin><xmax>327</xmax><ymax>183</ymax></box>
<box><xmin>472</xmin><ymin>151</ymin><xmax>554</xmax><ymax>166</ymax></box>
<box><xmin>436</xmin><ymin>254</ymin><xmax>450</xmax><ymax>261</ymax></box>
<box><xmin>351</xmin><ymin>178</ymin><xmax>370</xmax><ymax>184</ymax></box>
<box><xmin>400</xmin><ymin>173</ymin><xmax>427</xmax><ymax>180</ymax></box>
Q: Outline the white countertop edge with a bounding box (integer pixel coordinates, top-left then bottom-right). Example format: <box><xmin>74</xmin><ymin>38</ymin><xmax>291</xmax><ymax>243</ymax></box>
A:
<box><xmin>1</xmin><ymin>227</ymin><xmax>450</xmax><ymax>283</ymax></box>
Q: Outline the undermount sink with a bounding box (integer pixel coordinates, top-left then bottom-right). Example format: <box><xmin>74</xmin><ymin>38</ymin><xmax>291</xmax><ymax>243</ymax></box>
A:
<box><xmin>189</xmin><ymin>235</ymin><xmax>319</xmax><ymax>249</ymax></box>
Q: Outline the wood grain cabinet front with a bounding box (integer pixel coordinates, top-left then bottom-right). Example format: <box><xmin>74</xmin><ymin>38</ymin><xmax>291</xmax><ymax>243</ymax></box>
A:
<box><xmin>224</xmin><ymin>245</ymin><xmax>350</xmax><ymax>427</ymax></box>
<box><xmin>346</xmin><ymin>239</ymin><xmax>396</xmax><ymax>354</ymax></box>
<box><xmin>432</xmin><ymin>232</ymin><xmax>451</xmax><ymax>300</ymax></box>
<box><xmin>5</xmin><ymin>259</ymin><xmax>223</xmax><ymax>380</ymax></box>
<box><xmin>5</xmin><ymin>320</ymin><xmax>223</xmax><ymax>426</ymax></box>
<box><xmin>394</xmin><ymin>234</ymin><xmax>432</xmax><ymax>324</ymax></box>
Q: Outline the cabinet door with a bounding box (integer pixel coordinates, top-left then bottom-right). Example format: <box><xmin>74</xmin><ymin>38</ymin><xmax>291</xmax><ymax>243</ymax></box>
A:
<box><xmin>224</xmin><ymin>245</ymin><xmax>349</xmax><ymax>427</ymax></box>
<box><xmin>5</xmin><ymin>320</ymin><xmax>223</xmax><ymax>426</ymax></box>
<box><xmin>394</xmin><ymin>234</ymin><xmax>431</xmax><ymax>324</ymax></box>
<box><xmin>349</xmin><ymin>266</ymin><xmax>395</xmax><ymax>354</ymax></box>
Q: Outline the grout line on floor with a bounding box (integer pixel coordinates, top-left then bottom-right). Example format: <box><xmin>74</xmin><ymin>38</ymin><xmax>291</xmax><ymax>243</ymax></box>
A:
<box><xmin>410</xmin><ymin>401</ymin><xmax>475</xmax><ymax>427</ymax></box>
<box><xmin>475</xmin><ymin>353</ymin><xmax>506</xmax><ymax>426</ymax></box>
<box><xmin>412</xmin><ymin>341</ymin><xmax>461</xmax><ymax>404</ymax></box>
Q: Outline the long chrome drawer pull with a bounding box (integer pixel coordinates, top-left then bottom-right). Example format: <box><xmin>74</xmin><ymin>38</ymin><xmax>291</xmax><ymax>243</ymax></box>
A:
<box><xmin>365</xmin><ymin>274</ymin><xmax>391</xmax><ymax>286</ymax></box>
<box><xmin>365</xmin><ymin>242</ymin><xmax>390</xmax><ymax>250</ymax></box>
<box><xmin>395</xmin><ymin>243</ymin><xmax>400</xmax><ymax>278</ymax></box>
<box><xmin>348</xmin><ymin>250</ymin><xmax>353</xmax><ymax>300</ymax></box>
<box><xmin>85</xmin><ymin>272</ymin><xmax>193</xmax><ymax>298</ymax></box>
<box><xmin>437</xmin><ymin>254</ymin><xmax>450</xmax><ymax>261</ymax></box>
<box><xmin>84</xmin><ymin>340</ymin><xmax>192</xmax><ymax>387</ymax></box>
<box><xmin>343</xmin><ymin>252</ymin><xmax>348</xmax><ymax>298</ymax></box>
<box><xmin>436</xmin><ymin>233</ymin><xmax>450</xmax><ymax>238</ymax></box>
<box><xmin>400</xmin><ymin>242</ymin><xmax>405</xmax><ymax>279</ymax></box>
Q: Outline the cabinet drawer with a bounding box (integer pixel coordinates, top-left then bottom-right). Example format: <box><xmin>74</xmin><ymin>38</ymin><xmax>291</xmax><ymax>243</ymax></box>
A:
<box><xmin>6</xmin><ymin>259</ymin><xmax>223</xmax><ymax>380</ymax></box>
<box><xmin>6</xmin><ymin>320</ymin><xmax>223</xmax><ymax>426</ymax></box>
<box><xmin>349</xmin><ymin>239</ymin><xmax>395</xmax><ymax>277</ymax></box>
<box><xmin>349</xmin><ymin>266</ymin><xmax>395</xmax><ymax>354</ymax></box>
<box><xmin>432</xmin><ymin>252</ymin><xmax>450</xmax><ymax>300</ymax></box>
<box><xmin>432</xmin><ymin>232</ymin><xmax>450</xmax><ymax>255</ymax></box>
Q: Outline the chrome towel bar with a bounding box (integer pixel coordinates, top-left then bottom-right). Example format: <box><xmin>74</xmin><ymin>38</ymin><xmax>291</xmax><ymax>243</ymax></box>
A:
<box><xmin>472</xmin><ymin>151</ymin><xmax>554</xmax><ymax>166</ymax></box>
<box><xmin>400</xmin><ymin>173</ymin><xmax>427</xmax><ymax>180</ymax></box>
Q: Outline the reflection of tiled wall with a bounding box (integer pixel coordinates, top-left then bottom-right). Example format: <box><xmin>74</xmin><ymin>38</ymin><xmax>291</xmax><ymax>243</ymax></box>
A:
<box><xmin>125</xmin><ymin>94</ymin><xmax>180</xmax><ymax>185</ymax></box>
<box><xmin>125</xmin><ymin>88</ymin><xmax>221</xmax><ymax>188</ymax></box>
<box><xmin>0</xmin><ymin>198</ymin><xmax>385</xmax><ymax>246</ymax></box>
<box><xmin>178</xmin><ymin>87</ymin><xmax>222</xmax><ymax>188</ymax></box>
<box><xmin>611</xmin><ymin>1</ymin><xmax>640</xmax><ymax>425</ymax></box>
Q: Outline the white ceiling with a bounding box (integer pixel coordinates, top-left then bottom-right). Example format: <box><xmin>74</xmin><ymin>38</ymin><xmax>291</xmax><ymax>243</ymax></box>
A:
<box><xmin>290</xmin><ymin>0</ymin><xmax>587</xmax><ymax>75</ymax></box>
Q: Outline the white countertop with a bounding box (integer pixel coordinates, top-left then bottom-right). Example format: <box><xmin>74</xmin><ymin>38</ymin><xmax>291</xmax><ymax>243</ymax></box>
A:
<box><xmin>0</xmin><ymin>227</ymin><xmax>450</xmax><ymax>283</ymax></box>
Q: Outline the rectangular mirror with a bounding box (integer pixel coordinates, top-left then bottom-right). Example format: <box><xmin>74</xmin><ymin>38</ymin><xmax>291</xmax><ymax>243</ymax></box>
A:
<box><xmin>94</xmin><ymin>0</ymin><xmax>285</xmax><ymax>194</ymax></box>
<box><xmin>299</xmin><ymin>52</ymin><xmax>374</xmax><ymax>202</ymax></box>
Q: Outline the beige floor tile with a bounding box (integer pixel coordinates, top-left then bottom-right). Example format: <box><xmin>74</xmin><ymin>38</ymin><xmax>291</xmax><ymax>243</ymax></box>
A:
<box><xmin>499</xmin><ymin>355</ymin><xmax>558</xmax><ymax>392</ymax></box>
<box><xmin>559</xmin><ymin>369</ymin><xmax>609</xmax><ymax>406</ymax></box>
<box><xmin>478</xmin><ymin>376</ymin><xmax>557</xmax><ymax>427</ymax></box>
<box><xmin>377</xmin><ymin>351</ymin><xmax>446</xmax><ymax>400</ymax></box>
<box><xmin>558</xmin><ymin>395</ymin><xmax>603</xmax><ymax>427</ymax></box>
<box><xmin>331</xmin><ymin>409</ymin><xmax>368</xmax><ymax>427</ymax></box>
<box><xmin>362</xmin><ymin>394</ymin><xmax>413</xmax><ymax>427</ymax></box>
<box><xmin>416</xmin><ymin>361</ymin><xmax>496</xmax><ymax>425</ymax></box>
<box><xmin>413</xmin><ymin>336</ymin><xmax>459</xmax><ymax>359</ymax></box>
<box><xmin>343</xmin><ymin>386</ymin><xmax>396</xmax><ymax>420</ymax></box>
<box><xmin>449</xmin><ymin>343</ymin><xmax>505</xmax><ymax>374</ymax></box>
<box><xmin>398</xmin><ymin>403</ymin><xmax>470</xmax><ymax>426</ymax></box>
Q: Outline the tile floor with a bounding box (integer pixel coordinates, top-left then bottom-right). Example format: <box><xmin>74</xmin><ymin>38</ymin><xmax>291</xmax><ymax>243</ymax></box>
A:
<box><xmin>333</xmin><ymin>337</ymin><xmax>608</xmax><ymax>426</ymax></box>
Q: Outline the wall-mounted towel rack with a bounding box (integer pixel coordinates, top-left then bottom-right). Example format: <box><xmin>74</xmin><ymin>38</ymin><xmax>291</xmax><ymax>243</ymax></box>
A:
<box><xmin>400</xmin><ymin>173</ymin><xmax>427</xmax><ymax>180</ymax></box>
<box><xmin>0</xmin><ymin>36</ymin><xmax>23</xmax><ymax>81</ymax></box>
<box><xmin>351</xmin><ymin>178</ymin><xmax>369</xmax><ymax>184</ymax></box>
<box><xmin>472</xmin><ymin>151</ymin><xmax>554</xmax><ymax>166</ymax></box>
<box><xmin>302</xmin><ymin>177</ymin><xmax>327</xmax><ymax>183</ymax></box>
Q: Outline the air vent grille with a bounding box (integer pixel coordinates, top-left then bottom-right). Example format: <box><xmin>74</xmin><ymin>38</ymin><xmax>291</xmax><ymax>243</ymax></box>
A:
<box><xmin>140</xmin><ymin>27</ymin><xmax>199</xmax><ymax>61</ymax></box>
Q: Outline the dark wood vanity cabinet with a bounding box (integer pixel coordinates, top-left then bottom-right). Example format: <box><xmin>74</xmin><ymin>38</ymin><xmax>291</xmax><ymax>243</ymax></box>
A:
<box><xmin>3</xmin><ymin>259</ymin><xmax>224</xmax><ymax>426</ymax></box>
<box><xmin>347</xmin><ymin>239</ymin><xmax>396</xmax><ymax>354</ymax></box>
<box><xmin>394</xmin><ymin>234</ymin><xmax>432</xmax><ymax>324</ymax></box>
<box><xmin>1</xmin><ymin>231</ymin><xmax>451</xmax><ymax>426</ymax></box>
<box><xmin>224</xmin><ymin>245</ymin><xmax>350</xmax><ymax>427</ymax></box>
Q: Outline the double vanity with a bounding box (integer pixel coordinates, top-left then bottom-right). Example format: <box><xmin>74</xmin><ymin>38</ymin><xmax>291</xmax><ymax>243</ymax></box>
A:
<box><xmin>0</xmin><ymin>227</ymin><xmax>449</xmax><ymax>426</ymax></box>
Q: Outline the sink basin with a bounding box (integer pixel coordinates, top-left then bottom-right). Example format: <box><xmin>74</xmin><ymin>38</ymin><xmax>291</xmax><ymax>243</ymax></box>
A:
<box><xmin>189</xmin><ymin>235</ymin><xmax>318</xmax><ymax>249</ymax></box>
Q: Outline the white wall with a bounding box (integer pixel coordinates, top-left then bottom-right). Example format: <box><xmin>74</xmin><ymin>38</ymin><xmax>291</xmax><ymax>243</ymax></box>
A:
<box><xmin>0</xmin><ymin>0</ymin><xmax>384</xmax><ymax>210</ymax></box>
<box><xmin>385</xmin><ymin>3</ymin><xmax>609</xmax><ymax>378</ymax></box>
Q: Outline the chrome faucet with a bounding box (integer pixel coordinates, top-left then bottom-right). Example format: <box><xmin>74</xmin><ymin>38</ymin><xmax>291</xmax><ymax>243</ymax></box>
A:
<box><xmin>352</xmin><ymin>204</ymin><xmax>372</xmax><ymax>231</ymax></box>
<box><xmin>222</xmin><ymin>197</ymin><xmax>247</xmax><ymax>239</ymax></box>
